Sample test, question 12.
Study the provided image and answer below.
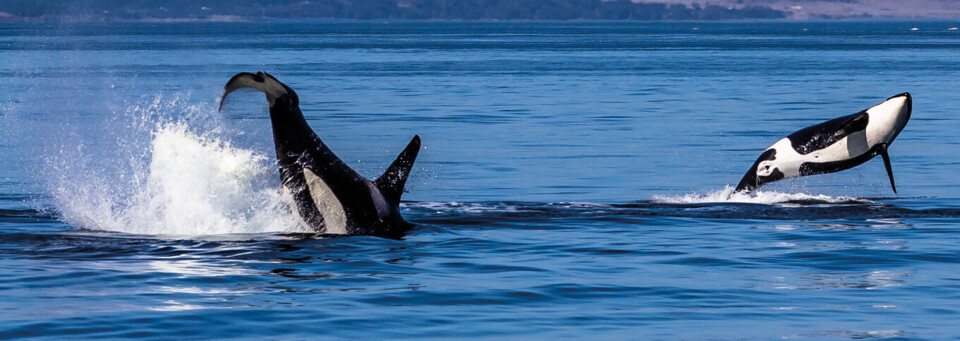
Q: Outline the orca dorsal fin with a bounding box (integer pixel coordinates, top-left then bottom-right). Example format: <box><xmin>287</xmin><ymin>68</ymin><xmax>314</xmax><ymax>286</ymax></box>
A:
<box><xmin>375</xmin><ymin>135</ymin><xmax>421</xmax><ymax>204</ymax></box>
<box><xmin>877</xmin><ymin>143</ymin><xmax>897</xmax><ymax>193</ymax></box>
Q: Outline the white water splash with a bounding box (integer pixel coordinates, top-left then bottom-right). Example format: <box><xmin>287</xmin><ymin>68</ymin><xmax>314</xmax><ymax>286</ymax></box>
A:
<box><xmin>652</xmin><ymin>186</ymin><xmax>865</xmax><ymax>205</ymax></box>
<box><xmin>42</xmin><ymin>96</ymin><xmax>307</xmax><ymax>235</ymax></box>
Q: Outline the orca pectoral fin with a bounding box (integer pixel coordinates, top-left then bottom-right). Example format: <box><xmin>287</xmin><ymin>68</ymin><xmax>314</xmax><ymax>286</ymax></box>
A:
<box><xmin>877</xmin><ymin>143</ymin><xmax>897</xmax><ymax>194</ymax></box>
<box><xmin>374</xmin><ymin>135</ymin><xmax>421</xmax><ymax>204</ymax></box>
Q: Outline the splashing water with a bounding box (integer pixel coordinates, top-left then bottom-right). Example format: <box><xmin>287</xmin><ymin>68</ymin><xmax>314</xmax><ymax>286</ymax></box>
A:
<box><xmin>652</xmin><ymin>186</ymin><xmax>867</xmax><ymax>205</ymax></box>
<box><xmin>40</xmin><ymin>95</ymin><xmax>306</xmax><ymax>235</ymax></box>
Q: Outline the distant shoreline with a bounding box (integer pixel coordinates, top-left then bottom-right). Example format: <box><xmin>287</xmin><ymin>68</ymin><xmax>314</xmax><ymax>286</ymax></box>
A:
<box><xmin>0</xmin><ymin>0</ymin><xmax>960</xmax><ymax>24</ymax></box>
<box><xmin>3</xmin><ymin>16</ymin><xmax>960</xmax><ymax>23</ymax></box>
<box><xmin>7</xmin><ymin>0</ymin><xmax>960</xmax><ymax>23</ymax></box>
<box><xmin>2</xmin><ymin>16</ymin><xmax>960</xmax><ymax>24</ymax></box>
<box><xmin>5</xmin><ymin>0</ymin><xmax>960</xmax><ymax>23</ymax></box>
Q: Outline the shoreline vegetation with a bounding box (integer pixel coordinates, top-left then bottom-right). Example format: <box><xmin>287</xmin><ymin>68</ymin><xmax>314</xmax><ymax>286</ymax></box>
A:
<box><xmin>2</xmin><ymin>0</ymin><xmax>959</xmax><ymax>23</ymax></box>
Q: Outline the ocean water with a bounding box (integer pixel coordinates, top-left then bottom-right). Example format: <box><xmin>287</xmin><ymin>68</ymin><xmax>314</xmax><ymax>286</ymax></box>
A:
<box><xmin>2</xmin><ymin>20</ymin><xmax>960</xmax><ymax>339</ymax></box>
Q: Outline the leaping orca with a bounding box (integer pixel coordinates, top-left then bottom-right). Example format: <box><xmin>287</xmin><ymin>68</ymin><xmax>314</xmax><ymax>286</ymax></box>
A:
<box><xmin>736</xmin><ymin>93</ymin><xmax>912</xmax><ymax>193</ymax></box>
<box><xmin>219</xmin><ymin>72</ymin><xmax>420</xmax><ymax>237</ymax></box>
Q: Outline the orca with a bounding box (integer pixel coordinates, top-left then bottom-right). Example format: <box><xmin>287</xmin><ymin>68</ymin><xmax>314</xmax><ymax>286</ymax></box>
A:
<box><xmin>736</xmin><ymin>93</ymin><xmax>912</xmax><ymax>193</ymax></box>
<box><xmin>219</xmin><ymin>72</ymin><xmax>420</xmax><ymax>237</ymax></box>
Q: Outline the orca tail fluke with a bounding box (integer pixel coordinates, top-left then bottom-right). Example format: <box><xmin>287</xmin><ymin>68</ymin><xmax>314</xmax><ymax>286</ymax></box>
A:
<box><xmin>877</xmin><ymin>143</ymin><xmax>897</xmax><ymax>194</ymax></box>
<box><xmin>375</xmin><ymin>135</ymin><xmax>421</xmax><ymax>204</ymax></box>
<box><xmin>218</xmin><ymin>72</ymin><xmax>289</xmax><ymax>112</ymax></box>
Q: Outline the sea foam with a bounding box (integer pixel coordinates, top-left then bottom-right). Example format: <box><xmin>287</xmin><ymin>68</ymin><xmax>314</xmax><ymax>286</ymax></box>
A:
<box><xmin>652</xmin><ymin>186</ymin><xmax>865</xmax><ymax>205</ymax></box>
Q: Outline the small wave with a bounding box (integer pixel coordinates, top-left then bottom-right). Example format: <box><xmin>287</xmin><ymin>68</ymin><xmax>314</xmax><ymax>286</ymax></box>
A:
<box><xmin>404</xmin><ymin>201</ymin><xmax>613</xmax><ymax>215</ymax></box>
<box><xmin>651</xmin><ymin>186</ymin><xmax>869</xmax><ymax>205</ymax></box>
<box><xmin>405</xmin><ymin>199</ymin><xmax>960</xmax><ymax>226</ymax></box>
<box><xmin>404</xmin><ymin>201</ymin><xmax>523</xmax><ymax>215</ymax></box>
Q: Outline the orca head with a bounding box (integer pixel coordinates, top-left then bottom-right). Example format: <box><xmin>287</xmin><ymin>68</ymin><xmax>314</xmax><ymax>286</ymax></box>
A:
<box><xmin>219</xmin><ymin>72</ymin><xmax>300</xmax><ymax>113</ymax></box>
<box><xmin>865</xmin><ymin>92</ymin><xmax>912</xmax><ymax>145</ymax></box>
<box><xmin>735</xmin><ymin>148</ymin><xmax>786</xmax><ymax>192</ymax></box>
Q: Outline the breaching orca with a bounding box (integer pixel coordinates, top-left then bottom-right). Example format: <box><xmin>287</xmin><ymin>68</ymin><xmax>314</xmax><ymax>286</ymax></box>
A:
<box><xmin>219</xmin><ymin>72</ymin><xmax>420</xmax><ymax>237</ymax></box>
<box><xmin>736</xmin><ymin>93</ymin><xmax>912</xmax><ymax>193</ymax></box>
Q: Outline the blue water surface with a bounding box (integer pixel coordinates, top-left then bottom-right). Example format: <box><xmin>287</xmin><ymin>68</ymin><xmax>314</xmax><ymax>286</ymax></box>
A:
<box><xmin>1</xmin><ymin>21</ymin><xmax>960</xmax><ymax>340</ymax></box>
